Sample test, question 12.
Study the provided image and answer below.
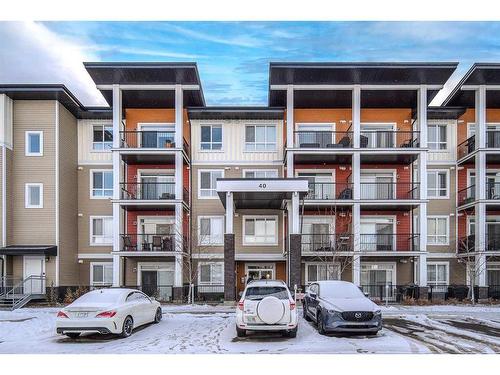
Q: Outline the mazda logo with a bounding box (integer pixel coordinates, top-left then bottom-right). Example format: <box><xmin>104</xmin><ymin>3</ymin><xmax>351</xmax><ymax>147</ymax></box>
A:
<box><xmin>354</xmin><ymin>312</ymin><xmax>362</xmax><ymax>319</ymax></box>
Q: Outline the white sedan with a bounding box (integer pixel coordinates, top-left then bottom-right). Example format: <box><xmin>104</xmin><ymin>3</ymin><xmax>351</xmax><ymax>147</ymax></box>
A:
<box><xmin>56</xmin><ymin>288</ymin><xmax>162</xmax><ymax>339</ymax></box>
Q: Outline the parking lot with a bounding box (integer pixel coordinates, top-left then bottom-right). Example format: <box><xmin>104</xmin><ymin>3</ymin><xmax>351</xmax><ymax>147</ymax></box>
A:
<box><xmin>0</xmin><ymin>305</ymin><xmax>499</xmax><ymax>354</ymax></box>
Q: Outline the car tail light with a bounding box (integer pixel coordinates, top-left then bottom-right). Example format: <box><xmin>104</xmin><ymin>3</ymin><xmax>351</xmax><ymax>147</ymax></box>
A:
<box><xmin>57</xmin><ymin>311</ymin><xmax>69</xmax><ymax>318</ymax></box>
<box><xmin>96</xmin><ymin>310</ymin><xmax>117</xmax><ymax>318</ymax></box>
<box><xmin>238</xmin><ymin>301</ymin><xmax>244</xmax><ymax>311</ymax></box>
<box><xmin>290</xmin><ymin>301</ymin><xmax>296</xmax><ymax>311</ymax></box>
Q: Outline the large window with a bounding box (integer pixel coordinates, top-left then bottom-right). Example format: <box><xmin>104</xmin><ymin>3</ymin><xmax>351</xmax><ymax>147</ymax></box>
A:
<box><xmin>243</xmin><ymin>169</ymin><xmax>279</xmax><ymax>178</ymax></box>
<box><xmin>91</xmin><ymin>263</ymin><xmax>113</xmax><ymax>286</ymax></box>
<box><xmin>25</xmin><ymin>131</ymin><xmax>43</xmax><ymax>156</ymax></box>
<box><xmin>428</xmin><ymin>124</ymin><xmax>447</xmax><ymax>150</ymax></box>
<box><xmin>91</xmin><ymin>170</ymin><xmax>113</xmax><ymax>198</ymax></box>
<box><xmin>198</xmin><ymin>216</ymin><xmax>224</xmax><ymax>246</ymax></box>
<box><xmin>427</xmin><ymin>262</ymin><xmax>449</xmax><ymax>286</ymax></box>
<box><xmin>306</xmin><ymin>263</ymin><xmax>340</xmax><ymax>284</ymax></box>
<box><xmin>25</xmin><ymin>183</ymin><xmax>43</xmax><ymax>208</ymax></box>
<box><xmin>245</xmin><ymin>125</ymin><xmax>276</xmax><ymax>151</ymax></box>
<box><xmin>90</xmin><ymin>216</ymin><xmax>113</xmax><ymax>245</ymax></box>
<box><xmin>243</xmin><ymin>216</ymin><xmax>277</xmax><ymax>245</ymax></box>
<box><xmin>198</xmin><ymin>170</ymin><xmax>223</xmax><ymax>198</ymax></box>
<box><xmin>200</xmin><ymin>125</ymin><xmax>222</xmax><ymax>150</ymax></box>
<box><xmin>427</xmin><ymin>170</ymin><xmax>449</xmax><ymax>198</ymax></box>
<box><xmin>198</xmin><ymin>262</ymin><xmax>224</xmax><ymax>285</ymax></box>
<box><xmin>92</xmin><ymin>124</ymin><xmax>113</xmax><ymax>150</ymax></box>
<box><xmin>427</xmin><ymin>216</ymin><xmax>449</xmax><ymax>245</ymax></box>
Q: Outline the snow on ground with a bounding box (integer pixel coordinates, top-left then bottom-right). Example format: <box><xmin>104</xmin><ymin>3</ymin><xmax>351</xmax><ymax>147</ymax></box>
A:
<box><xmin>0</xmin><ymin>306</ymin><xmax>498</xmax><ymax>354</ymax></box>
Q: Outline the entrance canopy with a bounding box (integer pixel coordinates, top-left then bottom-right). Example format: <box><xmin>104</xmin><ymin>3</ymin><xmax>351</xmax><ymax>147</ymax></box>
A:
<box><xmin>0</xmin><ymin>245</ymin><xmax>57</xmax><ymax>256</ymax></box>
<box><xmin>216</xmin><ymin>178</ymin><xmax>309</xmax><ymax>209</ymax></box>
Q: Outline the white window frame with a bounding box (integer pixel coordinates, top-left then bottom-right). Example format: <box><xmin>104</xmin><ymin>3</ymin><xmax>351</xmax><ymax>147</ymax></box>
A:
<box><xmin>197</xmin><ymin>262</ymin><xmax>224</xmax><ymax>285</ymax></box>
<box><xmin>25</xmin><ymin>131</ymin><xmax>43</xmax><ymax>156</ymax></box>
<box><xmin>242</xmin><ymin>215</ymin><xmax>278</xmax><ymax>246</ymax></box>
<box><xmin>200</xmin><ymin>124</ymin><xmax>223</xmax><ymax>151</ymax></box>
<box><xmin>427</xmin><ymin>169</ymin><xmax>450</xmax><ymax>199</ymax></box>
<box><xmin>198</xmin><ymin>169</ymin><xmax>224</xmax><ymax>199</ymax></box>
<box><xmin>244</xmin><ymin>124</ymin><xmax>277</xmax><ymax>152</ymax></box>
<box><xmin>197</xmin><ymin>216</ymin><xmax>224</xmax><ymax>246</ymax></box>
<box><xmin>92</xmin><ymin>124</ymin><xmax>113</xmax><ymax>151</ymax></box>
<box><xmin>90</xmin><ymin>262</ymin><xmax>113</xmax><ymax>286</ymax></box>
<box><xmin>90</xmin><ymin>216</ymin><xmax>113</xmax><ymax>246</ymax></box>
<box><xmin>90</xmin><ymin>169</ymin><xmax>114</xmax><ymax>199</ymax></box>
<box><xmin>428</xmin><ymin>123</ymin><xmax>448</xmax><ymax>151</ymax></box>
<box><xmin>305</xmin><ymin>262</ymin><xmax>340</xmax><ymax>284</ymax></box>
<box><xmin>426</xmin><ymin>261</ymin><xmax>449</xmax><ymax>286</ymax></box>
<box><xmin>242</xmin><ymin>169</ymin><xmax>279</xmax><ymax>178</ymax></box>
<box><xmin>427</xmin><ymin>216</ymin><xmax>449</xmax><ymax>246</ymax></box>
<box><xmin>25</xmin><ymin>183</ymin><xmax>43</xmax><ymax>208</ymax></box>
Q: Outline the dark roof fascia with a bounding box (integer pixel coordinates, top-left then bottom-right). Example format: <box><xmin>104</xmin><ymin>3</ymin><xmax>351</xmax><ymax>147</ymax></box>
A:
<box><xmin>427</xmin><ymin>106</ymin><xmax>467</xmax><ymax>120</ymax></box>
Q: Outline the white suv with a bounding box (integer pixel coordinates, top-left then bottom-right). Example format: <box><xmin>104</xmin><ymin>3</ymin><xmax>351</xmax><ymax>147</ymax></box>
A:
<box><xmin>236</xmin><ymin>280</ymin><xmax>298</xmax><ymax>338</ymax></box>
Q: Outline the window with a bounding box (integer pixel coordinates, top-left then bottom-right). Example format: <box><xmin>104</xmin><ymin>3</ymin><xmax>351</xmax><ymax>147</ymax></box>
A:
<box><xmin>25</xmin><ymin>183</ymin><xmax>43</xmax><ymax>208</ymax></box>
<box><xmin>427</xmin><ymin>263</ymin><xmax>449</xmax><ymax>286</ymax></box>
<box><xmin>243</xmin><ymin>216</ymin><xmax>277</xmax><ymax>245</ymax></box>
<box><xmin>243</xmin><ymin>169</ymin><xmax>279</xmax><ymax>178</ymax></box>
<box><xmin>245</xmin><ymin>125</ymin><xmax>276</xmax><ymax>151</ymax></box>
<box><xmin>428</xmin><ymin>124</ymin><xmax>447</xmax><ymax>150</ymax></box>
<box><xmin>198</xmin><ymin>262</ymin><xmax>224</xmax><ymax>285</ymax></box>
<box><xmin>25</xmin><ymin>131</ymin><xmax>43</xmax><ymax>156</ymax></box>
<box><xmin>198</xmin><ymin>170</ymin><xmax>223</xmax><ymax>198</ymax></box>
<box><xmin>91</xmin><ymin>170</ymin><xmax>113</xmax><ymax>198</ymax></box>
<box><xmin>427</xmin><ymin>170</ymin><xmax>449</xmax><ymax>198</ymax></box>
<box><xmin>200</xmin><ymin>125</ymin><xmax>222</xmax><ymax>150</ymax></box>
<box><xmin>92</xmin><ymin>124</ymin><xmax>113</xmax><ymax>150</ymax></box>
<box><xmin>90</xmin><ymin>216</ymin><xmax>113</xmax><ymax>245</ymax></box>
<box><xmin>427</xmin><ymin>216</ymin><xmax>449</xmax><ymax>245</ymax></box>
<box><xmin>306</xmin><ymin>263</ymin><xmax>340</xmax><ymax>284</ymax></box>
<box><xmin>91</xmin><ymin>263</ymin><xmax>113</xmax><ymax>286</ymax></box>
<box><xmin>198</xmin><ymin>216</ymin><xmax>224</xmax><ymax>245</ymax></box>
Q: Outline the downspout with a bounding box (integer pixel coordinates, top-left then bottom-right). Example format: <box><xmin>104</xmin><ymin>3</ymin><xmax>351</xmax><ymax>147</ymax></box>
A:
<box><xmin>55</xmin><ymin>102</ymin><xmax>60</xmax><ymax>287</ymax></box>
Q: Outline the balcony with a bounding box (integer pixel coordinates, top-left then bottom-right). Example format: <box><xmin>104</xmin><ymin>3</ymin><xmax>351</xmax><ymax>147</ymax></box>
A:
<box><xmin>458</xmin><ymin>234</ymin><xmax>500</xmax><ymax>253</ymax></box>
<box><xmin>360</xmin><ymin>233</ymin><xmax>420</xmax><ymax>252</ymax></box>
<box><xmin>294</xmin><ymin>131</ymin><xmax>353</xmax><ymax>149</ymax></box>
<box><xmin>119</xmin><ymin>131</ymin><xmax>190</xmax><ymax>163</ymax></box>
<box><xmin>301</xmin><ymin>234</ymin><xmax>353</xmax><ymax>253</ymax></box>
<box><xmin>305</xmin><ymin>182</ymin><xmax>353</xmax><ymax>200</ymax></box>
<box><xmin>359</xmin><ymin>182</ymin><xmax>419</xmax><ymax>200</ymax></box>
<box><xmin>120</xmin><ymin>234</ymin><xmax>176</xmax><ymax>252</ymax></box>
<box><xmin>119</xmin><ymin>182</ymin><xmax>189</xmax><ymax>209</ymax></box>
<box><xmin>458</xmin><ymin>183</ymin><xmax>500</xmax><ymax>207</ymax></box>
<box><xmin>457</xmin><ymin>131</ymin><xmax>500</xmax><ymax>159</ymax></box>
<box><xmin>360</xmin><ymin>130</ymin><xmax>420</xmax><ymax>149</ymax></box>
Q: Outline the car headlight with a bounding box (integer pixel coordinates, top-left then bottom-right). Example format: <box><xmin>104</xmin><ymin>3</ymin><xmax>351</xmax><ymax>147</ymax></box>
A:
<box><xmin>327</xmin><ymin>310</ymin><xmax>342</xmax><ymax>318</ymax></box>
<box><xmin>374</xmin><ymin>310</ymin><xmax>382</xmax><ymax>316</ymax></box>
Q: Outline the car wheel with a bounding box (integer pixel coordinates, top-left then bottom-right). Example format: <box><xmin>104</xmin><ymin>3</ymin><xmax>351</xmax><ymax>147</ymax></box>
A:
<box><xmin>154</xmin><ymin>307</ymin><xmax>162</xmax><ymax>323</ymax></box>
<box><xmin>236</xmin><ymin>326</ymin><xmax>246</xmax><ymax>337</ymax></box>
<box><xmin>317</xmin><ymin>312</ymin><xmax>326</xmax><ymax>335</ymax></box>
<box><xmin>65</xmin><ymin>333</ymin><xmax>80</xmax><ymax>339</ymax></box>
<box><xmin>121</xmin><ymin>316</ymin><xmax>134</xmax><ymax>338</ymax></box>
<box><xmin>303</xmin><ymin>303</ymin><xmax>312</xmax><ymax>321</ymax></box>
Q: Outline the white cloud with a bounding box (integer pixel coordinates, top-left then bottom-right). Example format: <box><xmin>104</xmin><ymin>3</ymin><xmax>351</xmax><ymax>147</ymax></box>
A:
<box><xmin>0</xmin><ymin>21</ymin><xmax>106</xmax><ymax>106</ymax></box>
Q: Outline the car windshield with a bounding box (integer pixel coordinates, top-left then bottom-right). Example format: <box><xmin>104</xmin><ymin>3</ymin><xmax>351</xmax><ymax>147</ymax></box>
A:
<box><xmin>72</xmin><ymin>291</ymin><xmax>123</xmax><ymax>305</ymax></box>
<box><xmin>320</xmin><ymin>283</ymin><xmax>365</xmax><ymax>299</ymax></box>
<box><xmin>245</xmin><ymin>286</ymin><xmax>289</xmax><ymax>300</ymax></box>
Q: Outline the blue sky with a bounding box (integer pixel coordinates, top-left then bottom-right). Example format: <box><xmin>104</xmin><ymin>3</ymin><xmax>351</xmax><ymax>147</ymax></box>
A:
<box><xmin>2</xmin><ymin>21</ymin><xmax>500</xmax><ymax>106</ymax></box>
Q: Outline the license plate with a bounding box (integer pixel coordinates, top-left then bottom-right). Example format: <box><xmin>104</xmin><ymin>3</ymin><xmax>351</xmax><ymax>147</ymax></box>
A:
<box><xmin>76</xmin><ymin>312</ymin><xmax>88</xmax><ymax>318</ymax></box>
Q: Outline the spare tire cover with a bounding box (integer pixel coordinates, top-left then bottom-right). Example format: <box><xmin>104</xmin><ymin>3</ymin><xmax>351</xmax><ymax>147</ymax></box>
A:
<box><xmin>257</xmin><ymin>296</ymin><xmax>285</xmax><ymax>324</ymax></box>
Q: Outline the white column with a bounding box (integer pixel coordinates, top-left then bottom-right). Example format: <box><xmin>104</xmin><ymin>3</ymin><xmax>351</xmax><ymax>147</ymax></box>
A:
<box><xmin>291</xmin><ymin>192</ymin><xmax>300</xmax><ymax>234</ymax></box>
<box><xmin>112</xmin><ymin>254</ymin><xmax>120</xmax><ymax>287</ymax></box>
<box><xmin>418</xmin><ymin>253</ymin><xmax>427</xmax><ymax>286</ymax></box>
<box><xmin>286</xmin><ymin>85</ymin><xmax>294</xmax><ymax>178</ymax></box>
<box><xmin>475</xmin><ymin>201</ymin><xmax>486</xmax><ymax>252</ymax></box>
<box><xmin>174</xmin><ymin>84</ymin><xmax>183</xmax><ymax>148</ymax></box>
<box><xmin>225</xmin><ymin>192</ymin><xmax>234</xmax><ymax>234</ymax></box>
<box><xmin>175</xmin><ymin>153</ymin><xmax>183</xmax><ymax>200</ymax></box>
<box><xmin>476</xmin><ymin>252</ymin><xmax>487</xmax><ymax>287</ymax></box>
<box><xmin>286</xmin><ymin>199</ymin><xmax>293</xmax><ymax>236</ymax></box>
<box><xmin>476</xmin><ymin>85</ymin><xmax>486</xmax><ymax>149</ymax></box>
<box><xmin>419</xmin><ymin>151</ymin><xmax>428</xmax><ymax>201</ymax></box>
<box><xmin>419</xmin><ymin>203</ymin><xmax>427</xmax><ymax>256</ymax></box>
<box><xmin>175</xmin><ymin>203</ymin><xmax>183</xmax><ymax>252</ymax></box>
<box><xmin>112</xmin><ymin>85</ymin><xmax>122</xmax><ymax>270</ymax></box>
<box><xmin>174</xmin><ymin>253</ymin><xmax>183</xmax><ymax>287</ymax></box>
<box><xmin>352</xmin><ymin>152</ymin><xmax>360</xmax><ymax>200</ymax></box>
<box><xmin>418</xmin><ymin>85</ymin><xmax>428</xmax><ymax>148</ymax></box>
<box><xmin>352</xmin><ymin>85</ymin><xmax>361</xmax><ymax>148</ymax></box>
<box><xmin>475</xmin><ymin>136</ymin><xmax>487</xmax><ymax>201</ymax></box>
<box><xmin>352</xmin><ymin>203</ymin><xmax>361</xmax><ymax>286</ymax></box>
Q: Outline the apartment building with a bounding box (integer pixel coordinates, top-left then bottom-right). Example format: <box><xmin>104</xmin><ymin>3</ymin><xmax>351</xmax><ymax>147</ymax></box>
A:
<box><xmin>0</xmin><ymin>61</ymin><xmax>499</xmax><ymax>305</ymax></box>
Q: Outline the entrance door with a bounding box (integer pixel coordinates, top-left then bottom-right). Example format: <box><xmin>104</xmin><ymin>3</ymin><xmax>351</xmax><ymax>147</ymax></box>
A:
<box><xmin>297</xmin><ymin>124</ymin><xmax>333</xmax><ymax>148</ymax></box>
<box><xmin>246</xmin><ymin>264</ymin><xmax>275</xmax><ymax>282</ymax></box>
<box><xmin>141</xmin><ymin>271</ymin><xmax>157</xmax><ymax>297</ymax></box>
<box><xmin>139</xmin><ymin>263</ymin><xmax>175</xmax><ymax>301</ymax></box>
<box><xmin>140</xmin><ymin>174</ymin><xmax>174</xmax><ymax>200</ymax></box>
<box><xmin>360</xmin><ymin>173</ymin><xmax>394</xmax><ymax>200</ymax></box>
<box><xmin>23</xmin><ymin>256</ymin><xmax>45</xmax><ymax>294</ymax></box>
<box><xmin>361</xmin><ymin>263</ymin><xmax>396</xmax><ymax>301</ymax></box>
<box><xmin>140</xmin><ymin>124</ymin><xmax>175</xmax><ymax>148</ymax></box>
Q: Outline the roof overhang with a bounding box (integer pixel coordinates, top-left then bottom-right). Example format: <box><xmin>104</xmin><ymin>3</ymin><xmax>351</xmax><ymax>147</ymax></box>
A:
<box><xmin>216</xmin><ymin>178</ymin><xmax>309</xmax><ymax>209</ymax></box>
<box><xmin>427</xmin><ymin>106</ymin><xmax>466</xmax><ymax>120</ymax></box>
<box><xmin>84</xmin><ymin>62</ymin><xmax>205</xmax><ymax>108</ymax></box>
<box><xmin>0</xmin><ymin>245</ymin><xmax>57</xmax><ymax>256</ymax></box>
<box><xmin>188</xmin><ymin>107</ymin><xmax>284</xmax><ymax>120</ymax></box>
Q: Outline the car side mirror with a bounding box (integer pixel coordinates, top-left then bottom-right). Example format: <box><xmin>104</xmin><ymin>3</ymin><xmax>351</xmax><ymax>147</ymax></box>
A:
<box><xmin>364</xmin><ymin>292</ymin><xmax>369</xmax><ymax>298</ymax></box>
<box><xmin>309</xmin><ymin>292</ymin><xmax>317</xmax><ymax>299</ymax></box>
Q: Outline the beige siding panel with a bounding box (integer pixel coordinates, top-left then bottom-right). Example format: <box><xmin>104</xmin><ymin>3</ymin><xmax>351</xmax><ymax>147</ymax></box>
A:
<box><xmin>12</xmin><ymin>256</ymin><xmax>22</xmax><ymax>278</ymax></box>
<box><xmin>78</xmin><ymin>119</ymin><xmax>112</xmax><ymax>165</ymax></box>
<box><xmin>5</xmin><ymin>148</ymin><xmax>13</xmax><ymax>244</ymax></box>
<box><xmin>11</xmin><ymin>101</ymin><xmax>56</xmax><ymax>245</ymax></box>
<box><xmin>58</xmin><ymin>104</ymin><xmax>79</xmax><ymax>286</ymax></box>
<box><xmin>0</xmin><ymin>146</ymin><xmax>3</xmax><ymax>244</ymax></box>
<box><xmin>428</xmin><ymin>120</ymin><xmax>457</xmax><ymax>163</ymax></box>
<box><xmin>77</xmin><ymin>166</ymin><xmax>113</xmax><ymax>254</ymax></box>
<box><xmin>191</xmin><ymin>120</ymin><xmax>284</xmax><ymax>164</ymax></box>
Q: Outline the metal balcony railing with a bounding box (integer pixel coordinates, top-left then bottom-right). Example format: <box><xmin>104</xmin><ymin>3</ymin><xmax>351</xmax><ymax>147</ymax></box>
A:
<box><xmin>458</xmin><ymin>234</ymin><xmax>500</xmax><ymax>253</ymax></box>
<box><xmin>359</xmin><ymin>130</ymin><xmax>420</xmax><ymax>149</ymax></box>
<box><xmin>360</xmin><ymin>233</ymin><xmax>420</xmax><ymax>252</ymax></box>
<box><xmin>294</xmin><ymin>131</ymin><xmax>353</xmax><ymax>149</ymax></box>
<box><xmin>120</xmin><ymin>182</ymin><xmax>176</xmax><ymax>200</ymax></box>
<box><xmin>359</xmin><ymin>182</ymin><xmax>419</xmax><ymax>200</ymax></box>
<box><xmin>305</xmin><ymin>182</ymin><xmax>353</xmax><ymax>200</ymax></box>
<box><xmin>458</xmin><ymin>185</ymin><xmax>476</xmax><ymax>206</ymax></box>
<box><xmin>120</xmin><ymin>234</ymin><xmax>176</xmax><ymax>252</ymax></box>
<box><xmin>120</xmin><ymin>131</ymin><xmax>190</xmax><ymax>154</ymax></box>
<box><xmin>301</xmin><ymin>234</ymin><xmax>353</xmax><ymax>252</ymax></box>
<box><xmin>457</xmin><ymin>135</ymin><xmax>475</xmax><ymax>159</ymax></box>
